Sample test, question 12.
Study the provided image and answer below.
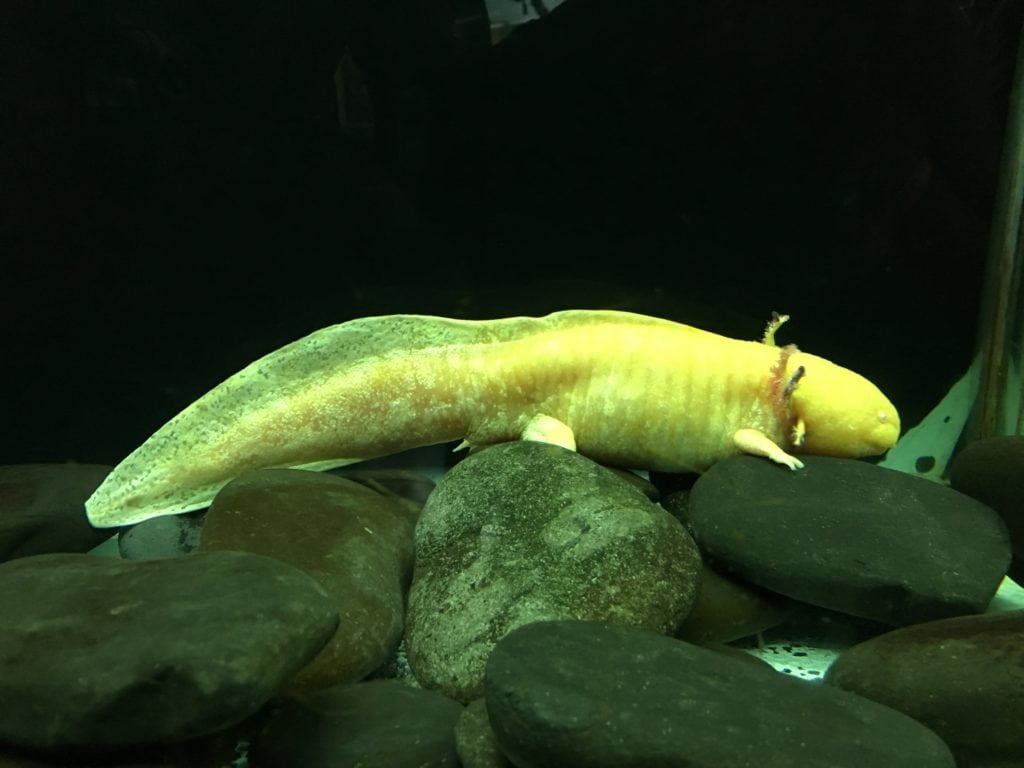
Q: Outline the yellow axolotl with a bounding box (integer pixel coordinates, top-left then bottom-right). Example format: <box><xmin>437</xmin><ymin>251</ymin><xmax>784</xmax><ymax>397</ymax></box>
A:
<box><xmin>85</xmin><ymin>309</ymin><xmax>900</xmax><ymax>528</ymax></box>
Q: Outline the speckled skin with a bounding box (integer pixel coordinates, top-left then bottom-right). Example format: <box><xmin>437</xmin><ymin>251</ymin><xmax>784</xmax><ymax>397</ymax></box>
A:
<box><xmin>85</xmin><ymin>310</ymin><xmax>900</xmax><ymax>527</ymax></box>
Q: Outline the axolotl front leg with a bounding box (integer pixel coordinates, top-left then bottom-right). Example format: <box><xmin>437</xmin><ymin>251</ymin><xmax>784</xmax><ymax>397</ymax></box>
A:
<box><xmin>732</xmin><ymin>428</ymin><xmax>804</xmax><ymax>470</ymax></box>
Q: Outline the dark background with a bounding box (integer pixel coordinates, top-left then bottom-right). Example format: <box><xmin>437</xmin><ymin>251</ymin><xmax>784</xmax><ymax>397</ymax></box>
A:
<box><xmin>2</xmin><ymin>0</ymin><xmax>1019</xmax><ymax>467</ymax></box>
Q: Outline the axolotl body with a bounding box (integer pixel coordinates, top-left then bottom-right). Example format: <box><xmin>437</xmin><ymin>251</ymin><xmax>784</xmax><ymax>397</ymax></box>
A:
<box><xmin>85</xmin><ymin>309</ymin><xmax>900</xmax><ymax>528</ymax></box>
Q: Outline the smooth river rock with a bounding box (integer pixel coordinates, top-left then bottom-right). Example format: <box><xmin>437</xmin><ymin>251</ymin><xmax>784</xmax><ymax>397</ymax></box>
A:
<box><xmin>248</xmin><ymin>679</ymin><xmax>463</xmax><ymax>768</ymax></box>
<box><xmin>201</xmin><ymin>469</ymin><xmax>417</xmax><ymax>690</ymax></box>
<box><xmin>405</xmin><ymin>441</ymin><xmax>701</xmax><ymax>701</ymax></box>
<box><xmin>485</xmin><ymin>619</ymin><xmax>955</xmax><ymax>768</ymax></box>
<box><xmin>332</xmin><ymin>467</ymin><xmax>437</xmax><ymax>510</ymax></box>
<box><xmin>454</xmin><ymin>698</ymin><xmax>513</xmax><ymax>768</ymax></box>
<box><xmin>675</xmin><ymin>563</ymin><xmax>793</xmax><ymax>643</ymax></box>
<box><xmin>0</xmin><ymin>550</ymin><xmax>337</xmax><ymax>750</ymax></box>
<box><xmin>826</xmin><ymin>610</ymin><xmax>1024</xmax><ymax>768</ymax></box>
<box><xmin>685</xmin><ymin>455</ymin><xmax>1010</xmax><ymax>625</ymax></box>
<box><xmin>117</xmin><ymin>510</ymin><xmax>204</xmax><ymax>559</ymax></box>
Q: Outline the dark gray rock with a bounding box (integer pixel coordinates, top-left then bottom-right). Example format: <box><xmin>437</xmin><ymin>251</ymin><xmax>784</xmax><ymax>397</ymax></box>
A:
<box><xmin>406</xmin><ymin>441</ymin><xmax>701</xmax><ymax>701</ymax></box>
<box><xmin>201</xmin><ymin>469</ymin><xmax>416</xmax><ymax>691</ymax></box>
<box><xmin>0</xmin><ymin>551</ymin><xmax>338</xmax><ymax>750</ymax></box>
<box><xmin>248</xmin><ymin>679</ymin><xmax>463</xmax><ymax>768</ymax></box>
<box><xmin>454</xmin><ymin>698</ymin><xmax>513</xmax><ymax>768</ymax></box>
<box><xmin>686</xmin><ymin>455</ymin><xmax>1010</xmax><ymax>625</ymax></box>
<box><xmin>647</xmin><ymin>469</ymin><xmax>699</xmax><ymax>498</ymax></box>
<box><xmin>950</xmin><ymin>436</ymin><xmax>1024</xmax><ymax>584</ymax></box>
<box><xmin>664</xmin><ymin>489</ymin><xmax>793</xmax><ymax>643</ymax></box>
<box><xmin>0</xmin><ymin>726</ymin><xmax>243</xmax><ymax>767</ymax></box>
<box><xmin>675</xmin><ymin>563</ymin><xmax>793</xmax><ymax>644</ymax></box>
<box><xmin>826</xmin><ymin>611</ymin><xmax>1024</xmax><ymax>768</ymax></box>
<box><xmin>333</xmin><ymin>467</ymin><xmax>437</xmax><ymax>509</ymax></box>
<box><xmin>117</xmin><ymin>510</ymin><xmax>204</xmax><ymax>559</ymax></box>
<box><xmin>0</xmin><ymin>463</ymin><xmax>112</xmax><ymax>561</ymax></box>
<box><xmin>485</xmin><ymin>619</ymin><xmax>955</xmax><ymax>768</ymax></box>
<box><xmin>604</xmin><ymin>467</ymin><xmax>660</xmax><ymax>500</ymax></box>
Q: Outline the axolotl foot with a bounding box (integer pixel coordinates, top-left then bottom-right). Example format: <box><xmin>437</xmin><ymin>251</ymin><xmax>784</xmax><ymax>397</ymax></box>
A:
<box><xmin>733</xmin><ymin>428</ymin><xmax>805</xmax><ymax>470</ymax></box>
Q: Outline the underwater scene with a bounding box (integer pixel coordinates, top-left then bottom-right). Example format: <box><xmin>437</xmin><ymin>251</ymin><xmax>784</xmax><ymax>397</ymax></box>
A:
<box><xmin>3</xmin><ymin>1</ymin><xmax>1024</xmax><ymax>766</ymax></box>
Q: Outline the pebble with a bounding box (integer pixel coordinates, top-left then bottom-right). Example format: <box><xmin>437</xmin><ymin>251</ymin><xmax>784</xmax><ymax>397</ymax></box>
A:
<box><xmin>117</xmin><ymin>510</ymin><xmax>204</xmax><ymax>559</ymax></box>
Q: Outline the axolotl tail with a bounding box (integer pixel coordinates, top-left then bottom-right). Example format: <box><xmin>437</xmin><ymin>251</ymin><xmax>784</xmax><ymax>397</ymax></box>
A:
<box><xmin>84</xmin><ymin>314</ymin><xmax>533</xmax><ymax>528</ymax></box>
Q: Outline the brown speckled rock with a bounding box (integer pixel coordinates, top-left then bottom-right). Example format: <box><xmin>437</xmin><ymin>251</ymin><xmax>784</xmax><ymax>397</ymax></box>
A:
<box><xmin>405</xmin><ymin>441</ymin><xmax>701</xmax><ymax>701</ymax></box>
<box><xmin>201</xmin><ymin>469</ymin><xmax>416</xmax><ymax>690</ymax></box>
<box><xmin>826</xmin><ymin>611</ymin><xmax>1024</xmax><ymax>768</ymax></box>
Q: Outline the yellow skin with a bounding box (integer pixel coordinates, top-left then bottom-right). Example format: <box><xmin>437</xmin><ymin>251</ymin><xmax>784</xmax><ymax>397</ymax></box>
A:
<box><xmin>85</xmin><ymin>310</ymin><xmax>900</xmax><ymax>528</ymax></box>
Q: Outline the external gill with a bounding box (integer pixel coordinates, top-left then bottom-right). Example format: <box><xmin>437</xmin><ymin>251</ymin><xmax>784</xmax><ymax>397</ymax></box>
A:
<box><xmin>761</xmin><ymin>312</ymin><xmax>806</xmax><ymax>448</ymax></box>
<box><xmin>726</xmin><ymin>313</ymin><xmax>809</xmax><ymax>470</ymax></box>
<box><xmin>761</xmin><ymin>311</ymin><xmax>791</xmax><ymax>346</ymax></box>
<box><xmin>766</xmin><ymin>343</ymin><xmax>807</xmax><ymax>450</ymax></box>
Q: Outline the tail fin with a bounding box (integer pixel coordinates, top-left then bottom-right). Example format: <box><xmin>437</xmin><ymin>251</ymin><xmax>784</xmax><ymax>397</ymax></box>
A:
<box><xmin>84</xmin><ymin>314</ymin><xmax>508</xmax><ymax>527</ymax></box>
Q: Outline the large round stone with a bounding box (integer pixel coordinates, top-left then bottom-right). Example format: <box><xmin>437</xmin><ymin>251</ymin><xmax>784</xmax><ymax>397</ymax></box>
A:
<box><xmin>405</xmin><ymin>440</ymin><xmax>701</xmax><ymax>701</ymax></box>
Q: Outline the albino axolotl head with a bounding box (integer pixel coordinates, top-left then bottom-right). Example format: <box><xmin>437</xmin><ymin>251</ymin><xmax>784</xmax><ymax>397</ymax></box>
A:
<box><xmin>787</xmin><ymin>351</ymin><xmax>901</xmax><ymax>458</ymax></box>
